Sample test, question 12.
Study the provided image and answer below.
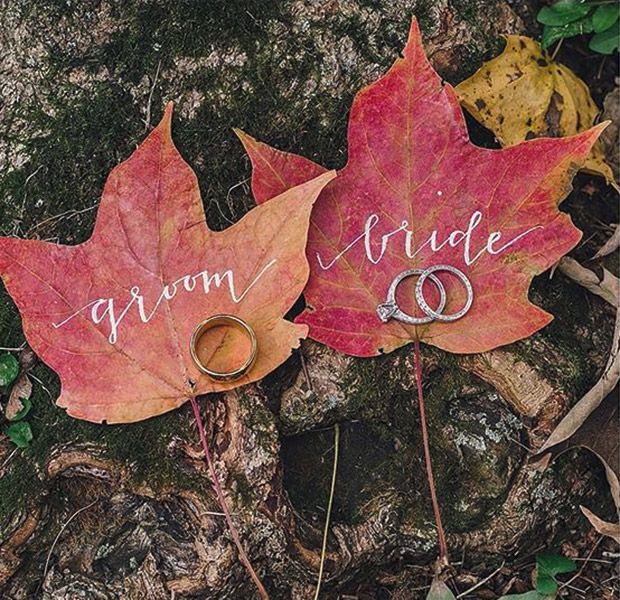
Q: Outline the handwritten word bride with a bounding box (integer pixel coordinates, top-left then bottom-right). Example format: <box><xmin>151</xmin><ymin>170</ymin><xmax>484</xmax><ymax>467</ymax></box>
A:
<box><xmin>316</xmin><ymin>210</ymin><xmax>542</xmax><ymax>270</ymax></box>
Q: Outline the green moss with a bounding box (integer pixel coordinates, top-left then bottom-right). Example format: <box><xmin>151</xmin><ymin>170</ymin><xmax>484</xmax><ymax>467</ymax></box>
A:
<box><xmin>424</xmin><ymin>371</ymin><xmax>525</xmax><ymax>531</ymax></box>
<box><xmin>513</xmin><ymin>273</ymin><xmax>610</xmax><ymax>397</ymax></box>
<box><xmin>282</xmin><ymin>420</ymin><xmax>404</xmax><ymax>525</ymax></box>
<box><xmin>0</xmin><ymin>452</ymin><xmax>43</xmax><ymax>527</ymax></box>
<box><xmin>237</xmin><ymin>390</ymin><xmax>274</xmax><ymax>438</ymax></box>
<box><xmin>280</xmin><ymin>348</ymin><xmax>429</xmax><ymax>525</ymax></box>
<box><xmin>0</xmin><ymin>360</ymin><xmax>204</xmax><ymax>523</ymax></box>
<box><xmin>230</xmin><ymin>470</ymin><xmax>254</xmax><ymax>506</ymax></box>
<box><xmin>0</xmin><ymin>294</ymin><xmax>24</xmax><ymax>350</ymax></box>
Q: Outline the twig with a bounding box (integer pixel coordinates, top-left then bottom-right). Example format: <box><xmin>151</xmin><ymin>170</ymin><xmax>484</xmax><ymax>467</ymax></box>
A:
<box><xmin>509</xmin><ymin>435</ymin><xmax>534</xmax><ymax>454</ymax></box>
<box><xmin>26</xmin><ymin>203</ymin><xmax>98</xmax><ymax>237</ymax></box>
<box><xmin>563</xmin><ymin>582</ymin><xmax>587</xmax><ymax>595</ymax></box>
<box><xmin>456</xmin><ymin>561</ymin><xmax>505</xmax><ymax>598</ymax></box>
<box><xmin>313</xmin><ymin>422</ymin><xmax>340</xmax><ymax>600</ymax></box>
<box><xmin>189</xmin><ymin>395</ymin><xmax>269</xmax><ymax>600</ymax></box>
<box><xmin>144</xmin><ymin>60</ymin><xmax>162</xmax><ymax>132</ymax></box>
<box><xmin>0</xmin><ymin>344</ymin><xmax>26</xmax><ymax>352</ymax></box>
<box><xmin>43</xmin><ymin>500</ymin><xmax>97</xmax><ymax>577</ymax></box>
<box><xmin>29</xmin><ymin>373</ymin><xmax>53</xmax><ymax>399</ymax></box>
<box><xmin>0</xmin><ymin>447</ymin><xmax>18</xmax><ymax>471</ymax></box>
<box><xmin>550</xmin><ymin>38</ymin><xmax>563</xmax><ymax>62</ymax></box>
<box><xmin>225</xmin><ymin>178</ymin><xmax>250</xmax><ymax>222</ymax></box>
<box><xmin>557</xmin><ymin>256</ymin><xmax>618</xmax><ymax>307</ymax></box>
<box><xmin>573</xmin><ymin>557</ymin><xmax>613</xmax><ymax>564</ymax></box>
<box><xmin>414</xmin><ymin>339</ymin><xmax>449</xmax><ymax>565</ymax></box>
<box><xmin>597</xmin><ymin>55</ymin><xmax>607</xmax><ymax>80</ymax></box>
<box><xmin>299</xmin><ymin>341</ymin><xmax>341</xmax><ymax>600</ymax></box>
<box><xmin>593</xmin><ymin>224</ymin><xmax>620</xmax><ymax>260</ymax></box>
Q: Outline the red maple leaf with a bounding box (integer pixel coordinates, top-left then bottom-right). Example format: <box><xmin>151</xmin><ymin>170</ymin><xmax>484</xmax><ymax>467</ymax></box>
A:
<box><xmin>237</xmin><ymin>19</ymin><xmax>605</xmax><ymax>357</ymax></box>
<box><xmin>0</xmin><ymin>105</ymin><xmax>335</xmax><ymax>423</ymax></box>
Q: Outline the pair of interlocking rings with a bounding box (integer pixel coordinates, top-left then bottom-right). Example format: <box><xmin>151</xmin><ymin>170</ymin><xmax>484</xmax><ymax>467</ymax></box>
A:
<box><xmin>377</xmin><ymin>264</ymin><xmax>474</xmax><ymax>325</ymax></box>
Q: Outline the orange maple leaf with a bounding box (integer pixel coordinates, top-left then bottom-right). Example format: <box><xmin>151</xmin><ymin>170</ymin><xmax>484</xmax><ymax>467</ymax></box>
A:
<box><xmin>0</xmin><ymin>104</ymin><xmax>335</xmax><ymax>423</ymax></box>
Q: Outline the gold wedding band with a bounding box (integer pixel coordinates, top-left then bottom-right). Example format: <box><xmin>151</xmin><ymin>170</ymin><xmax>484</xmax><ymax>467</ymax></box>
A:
<box><xmin>190</xmin><ymin>315</ymin><xmax>257</xmax><ymax>381</ymax></box>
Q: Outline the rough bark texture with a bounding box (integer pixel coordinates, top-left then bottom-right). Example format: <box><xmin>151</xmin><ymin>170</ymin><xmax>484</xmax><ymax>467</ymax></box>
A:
<box><xmin>0</xmin><ymin>1</ymin><xmax>617</xmax><ymax>599</ymax></box>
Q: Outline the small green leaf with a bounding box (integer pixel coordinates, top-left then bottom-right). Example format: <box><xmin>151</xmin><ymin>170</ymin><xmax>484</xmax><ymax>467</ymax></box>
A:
<box><xmin>542</xmin><ymin>25</ymin><xmax>564</xmax><ymax>48</ymax></box>
<box><xmin>4</xmin><ymin>421</ymin><xmax>33</xmax><ymax>448</ymax></box>
<box><xmin>536</xmin><ymin>573</ymin><xmax>558</xmax><ymax>595</ymax></box>
<box><xmin>554</xmin><ymin>0</ymin><xmax>589</xmax><ymax>9</ymax></box>
<box><xmin>426</xmin><ymin>579</ymin><xmax>456</xmax><ymax>600</ymax></box>
<box><xmin>541</xmin><ymin>16</ymin><xmax>594</xmax><ymax>49</ymax></box>
<box><xmin>535</xmin><ymin>553</ymin><xmax>576</xmax><ymax>595</ymax></box>
<box><xmin>538</xmin><ymin>2</ymin><xmax>592</xmax><ymax>26</ymax></box>
<box><xmin>589</xmin><ymin>27</ymin><xmax>620</xmax><ymax>54</ymax></box>
<box><xmin>8</xmin><ymin>397</ymin><xmax>32</xmax><ymax>421</ymax></box>
<box><xmin>536</xmin><ymin>553</ymin><xmax>577</xmax><ymax>577</ymax></box>
<box><xmin>592</xmin><ymin>4</ymin><xmax>620</xmax><ymax>33</ymax></box>
<box><xmin>0</xmin><ymin>353</ymin><xmax>19</xmax><ymax>387</ymax></box>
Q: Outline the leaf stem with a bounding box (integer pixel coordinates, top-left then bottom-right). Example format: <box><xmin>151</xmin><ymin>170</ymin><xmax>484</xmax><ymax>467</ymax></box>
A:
<box><xmin>189</xmin><ymin>395</ymin><xmax>270</xmax><ymax>600</ymax></box>
<box><xmin>413</xmin><ymin>339</ymin><xmax>449</xmax><ymax>565</ymax></box>
<box><xmin>314</xmin><ymin>422</ymin><xmax>340</xmax><ymax>600</ymax></box>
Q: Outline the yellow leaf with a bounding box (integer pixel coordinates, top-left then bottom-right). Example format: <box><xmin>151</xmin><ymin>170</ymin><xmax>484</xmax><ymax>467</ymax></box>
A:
<box><xmin>456</xmin><ymin>35</ymin><xmax>617</xmax><ymax>190</ymax></box>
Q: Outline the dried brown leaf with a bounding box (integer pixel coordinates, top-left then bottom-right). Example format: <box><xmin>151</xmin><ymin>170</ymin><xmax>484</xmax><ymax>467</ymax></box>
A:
<box><xmin>557</xmin><ymin>257</ymin><xmax>619</xmax><ymax>306</ymax></box>
<box><xmin>580</xmin><ymin>506</ymin><xmax>620</xmax><ymax>544</ymax></box>
<box><xmin>456</xmin><ymin>36</ymin><xmax>618</xmax><ymax>189</ymax></box>
<box><xmin>539</xmin><ymin>312</ymin><xmax>619</xmax><ymax>538</ymax></box>
<box><xmin>5</xmin><ymin>374</ymin><xmax>32</xmax><ymax>421</ymax></box>
<box><xmin>593</xmin><ymin>225</ymin><xmax>620</xmax><ymax>260</ymax></box>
